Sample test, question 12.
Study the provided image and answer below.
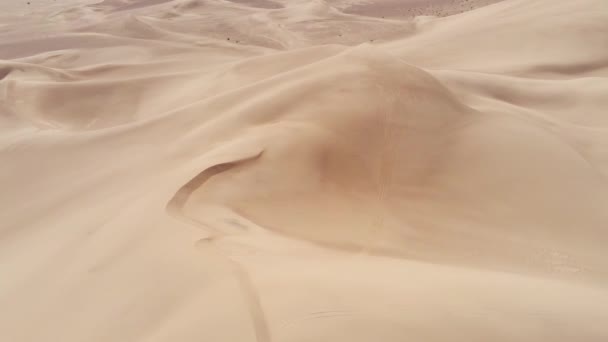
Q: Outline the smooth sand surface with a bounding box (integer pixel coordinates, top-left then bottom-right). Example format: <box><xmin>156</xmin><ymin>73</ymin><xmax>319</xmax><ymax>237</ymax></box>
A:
<box><xmin>1</xmin><ymin>0</ymin><xmax>608</xmax><ymax>341</ymax></box>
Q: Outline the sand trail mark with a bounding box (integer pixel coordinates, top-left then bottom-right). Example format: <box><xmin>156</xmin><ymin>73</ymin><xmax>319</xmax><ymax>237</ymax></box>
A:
<box><xmin>167</xmin><ymin>150</ymin><xmax>271</xmax><ymax>342</ymax></box>
<box><xmin>362</xmin><ymin>85</ymin><xmax>399</xmax><ymax>254</ymax></box>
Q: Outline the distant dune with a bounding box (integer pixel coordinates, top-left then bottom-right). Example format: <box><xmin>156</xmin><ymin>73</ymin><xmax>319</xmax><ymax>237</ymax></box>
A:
<box><xmin>1</xmin><ymin>0</ymin><xmax>608</xmax><ymax>341</ymax></box>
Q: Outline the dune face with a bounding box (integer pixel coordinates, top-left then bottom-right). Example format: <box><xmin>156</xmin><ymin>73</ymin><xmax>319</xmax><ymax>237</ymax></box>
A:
<box><xmin>2</xmin><ymin>0</ymin><xmax>608</xmax><ymax>341</ymax></box>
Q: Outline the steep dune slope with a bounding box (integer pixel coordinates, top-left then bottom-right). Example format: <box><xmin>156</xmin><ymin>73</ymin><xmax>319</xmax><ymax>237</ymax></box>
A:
<box><xmin>1</xmin><ymin>0</ymin><xmax>608</xmax><ymax>341</ymax></box>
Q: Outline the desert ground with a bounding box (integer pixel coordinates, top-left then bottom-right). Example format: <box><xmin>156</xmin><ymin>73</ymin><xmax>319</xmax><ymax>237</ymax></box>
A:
<box><xmin>1</xmin><ymin>0</ymin><xmax>608</xmax><ymax>341</ymax></box>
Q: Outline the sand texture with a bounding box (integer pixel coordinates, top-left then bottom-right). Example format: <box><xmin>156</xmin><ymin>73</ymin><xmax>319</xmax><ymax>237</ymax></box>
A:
<box><xmin>1</xmin><ymin>0</ymin><xmax>608</xmax><ymax>341</ymax></box>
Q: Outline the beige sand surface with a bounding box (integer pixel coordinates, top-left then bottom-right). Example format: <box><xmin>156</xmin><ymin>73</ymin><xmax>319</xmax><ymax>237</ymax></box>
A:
<box><xmin>1</xmin><ymin>0</ymin><xmax>608</xmax><ymax>341</ymax></box>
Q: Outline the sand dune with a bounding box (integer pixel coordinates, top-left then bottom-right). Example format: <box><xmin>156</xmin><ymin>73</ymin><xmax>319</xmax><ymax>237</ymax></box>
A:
<box><xmin>1</xmin><ymin>0</ymin><xmax>608</xmax><ymax>341</ymax></box>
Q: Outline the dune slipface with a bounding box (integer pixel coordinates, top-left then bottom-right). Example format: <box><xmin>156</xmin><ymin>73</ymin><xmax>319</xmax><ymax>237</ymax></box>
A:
<box><xmin>1</xmin><ymin>0</ymin><xmax>608</xmax><ymax>341</ymax></box>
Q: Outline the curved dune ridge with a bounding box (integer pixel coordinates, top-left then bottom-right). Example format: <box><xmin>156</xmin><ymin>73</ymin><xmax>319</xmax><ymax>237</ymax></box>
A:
<box><xmin>1</xmin><ymin>0</ymin><xmax>608</xmax><ymax>341</ymax></box>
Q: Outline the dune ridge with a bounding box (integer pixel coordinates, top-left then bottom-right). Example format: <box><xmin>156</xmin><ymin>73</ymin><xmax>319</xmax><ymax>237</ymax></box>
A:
<box><xmin>1</xmin><ymin>0</ymin><xmax>608</xmax><ymax>341</ymax></box>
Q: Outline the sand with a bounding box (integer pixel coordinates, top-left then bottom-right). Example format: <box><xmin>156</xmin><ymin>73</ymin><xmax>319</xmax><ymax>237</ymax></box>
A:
<box><xmin>1</xmin><ymin>0</ymin><xmax>608</xmax><ymax>341</ymax></box>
